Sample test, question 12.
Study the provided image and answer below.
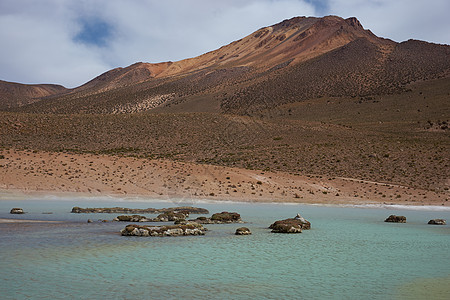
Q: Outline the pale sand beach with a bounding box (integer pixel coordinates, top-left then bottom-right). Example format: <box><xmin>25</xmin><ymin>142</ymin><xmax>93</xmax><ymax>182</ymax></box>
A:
<box><xmin>0</xmin><ymin>149</ymin><xmax>448</xmax><ymax>206</ymax></box>
<box><xmin>0</xmin><ymin>218</ymin><xmax>62</xmax><ymax>223</ymax></box>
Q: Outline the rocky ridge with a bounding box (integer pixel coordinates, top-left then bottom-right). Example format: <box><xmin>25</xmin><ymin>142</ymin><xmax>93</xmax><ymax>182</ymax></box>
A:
<box><xmin>71</xmin><ymin>206</ymin><xmax>208</xmax><ymax>214</ymax></box>
<box><xmin>121</xmin><ymin>222</ymin><xmax>206</xmax><ymax>237</ymax></box>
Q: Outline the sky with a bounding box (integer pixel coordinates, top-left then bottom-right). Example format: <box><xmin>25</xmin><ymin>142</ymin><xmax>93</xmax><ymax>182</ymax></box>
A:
<box><xmin>0</xmin><ymin>0</ymin><xmax>449</xmax><ymax>88</ymax></box>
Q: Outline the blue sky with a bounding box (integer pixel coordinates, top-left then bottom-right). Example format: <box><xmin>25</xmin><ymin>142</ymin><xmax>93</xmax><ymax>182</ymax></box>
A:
<box><xmin>0</xmin><ymin>0</ymin><xmax>449</xmax><ymax>88</ymax></box>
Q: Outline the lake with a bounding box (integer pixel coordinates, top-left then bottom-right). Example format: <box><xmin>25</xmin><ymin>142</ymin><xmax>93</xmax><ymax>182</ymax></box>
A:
<box><xmin>1</xmin><ymin>197</ymin><xmax>449</xmax><ymax>299</ymax></box>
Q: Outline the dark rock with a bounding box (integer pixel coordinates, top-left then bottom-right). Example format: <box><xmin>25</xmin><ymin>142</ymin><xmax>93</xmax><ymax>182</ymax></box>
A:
<box><xmin>269</xmin><ymin>214</ymin><xmax>311</xmax><ymax>233</ymax></box>
<box><xmin>174</xmin><ymin>219</ymin><xmax>188</xmax><ymax>225</ymax></box>
<box><xmin>428</xmin><ymin>219</ymin><xmax>446</xmax><ymax>225</ymax></box>
<box><xmin>113</xmin><ymin>215</ymin><xmax>151</xmax><ymax>222</ymax></box>
<box><xmin>190</xmin><ymin>211</ymin><xmax>243</xmax><ymax>224</ymax></box>
<box><xmin>153</xmin><ymin>212</ymin><xmax>187</xmax><ymax>222</ymax></box>
<box><xmin>10</xmin><ymin>208</ymin><xmax>24</xmax><ymax>214</ymax></box>
<box><xmin>87</xmin><ymin>219</ymin><xmax>93</xmax><ymax>223</ymax></box>
<box><xmin>235</xmin><ymin>227</ymin><xmax>252</xmax><ymax>235</ymax></box>
<box><xmin>121</xmin><ymin>222</ymin><xmax>207</xmax><ymax>237</ymax></box>
<box><xmin>271</xmin><ymin>223</ymin><xmax>302</xmax><ymax>233</ymax></box>
<box><xmin>384</xmin><ymin>215</ymin><xmax>406</xmax><ymax>223</ymax></box>
<box><xmin>71</xmin><ymin>206</ymin><xmax>208</xmax><ymax>214</ymax></box>
<box><xmin>211</xmin><ymin>211</ymin><xmax>242</xmax><ymax>223</ymax></box>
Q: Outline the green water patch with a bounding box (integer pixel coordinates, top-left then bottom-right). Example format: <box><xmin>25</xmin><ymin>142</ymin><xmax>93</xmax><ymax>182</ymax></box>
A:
<box><xmin>395</xmin><ymin>276</ymin><xmax>450</xmax><ymax>299</ymax></box>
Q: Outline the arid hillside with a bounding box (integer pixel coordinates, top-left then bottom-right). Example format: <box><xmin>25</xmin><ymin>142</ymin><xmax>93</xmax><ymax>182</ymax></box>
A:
<box><xmin>0</xmin><ymin>80</ymin><xmax>67</xmax><ymax>110</ymax></box>
<box><xmin>1</xmin><ymin>77</ymin><xmax>448</xmax><ymax>194</ymax></box>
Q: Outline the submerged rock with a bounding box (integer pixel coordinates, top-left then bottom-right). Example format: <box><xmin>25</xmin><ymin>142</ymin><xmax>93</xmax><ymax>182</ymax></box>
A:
<box><xmin>71</xmin><ymin>206</ymin><xmax>208</xmax><ymax>214</ymax></box>
<box><xmin>10</xmin><ymin>208</ymin><xmax>24</xmax><ymax>214</ymax></box>
<box><xmin>190</xmin><ymin>212</ymin><xmax>243</xmax><ymax>224</ymax></box>
<box><xmin>235</xmin><ymin>227</ymin><xmax>252</xmax><ymax>235</ymax></box>
<box><xmin>384</xmin><ymin>215</ymin><xmax>406</xmax><ymax>223</ymax></box>
<box><xmin>121</xmin><ymin>222</ymin><xmax>206</xmax><ymax>237</ymax></box>
<box><xmin>269</xmin><ymin>214</ymin><xmax>311</xmax><ymax>233</ymax></box>
<box><xmin>428</xmin><ymin>219</ymin><xmax>446</xmax><ymax>225</ymax></box>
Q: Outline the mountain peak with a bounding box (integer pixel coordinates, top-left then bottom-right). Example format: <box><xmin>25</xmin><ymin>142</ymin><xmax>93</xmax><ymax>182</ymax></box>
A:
<box><xmin>345</xmin><ymin>17</ymin><xmax>363</xmax><ymax>29</ymax></box>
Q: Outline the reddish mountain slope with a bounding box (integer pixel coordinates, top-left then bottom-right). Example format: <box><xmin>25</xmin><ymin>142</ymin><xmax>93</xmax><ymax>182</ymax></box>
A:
<box><xmin>2</xmin><ymin>15</ymin><xmax>450</xmax><ymax>114</ymax></box>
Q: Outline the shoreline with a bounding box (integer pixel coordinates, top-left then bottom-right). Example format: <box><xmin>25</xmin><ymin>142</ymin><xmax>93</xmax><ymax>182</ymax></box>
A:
<box><xmin>0</xmin><ymin>218</ymin><xmax>62</xmax><ymax>223</ymax></box>
<box><xmin>2</xmin><ymin>189</ymin><xmax>450</xmax><ymax>212</ymax></box>
<box><xmin>1</xmin><ymin>149</ymin><xmax>448</xmax><ymax>208</ymax></box>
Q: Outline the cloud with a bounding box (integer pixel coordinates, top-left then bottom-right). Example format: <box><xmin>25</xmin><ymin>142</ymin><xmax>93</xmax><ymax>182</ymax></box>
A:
<box><xmin>327</xmin><ymin>0</ymin><xmax>450</xmax><ymax>44</ymax></box>
<box><xmin>0</xmin><ymin>0</ymin><xmax>448</xmax><ymax>88</ymax></box>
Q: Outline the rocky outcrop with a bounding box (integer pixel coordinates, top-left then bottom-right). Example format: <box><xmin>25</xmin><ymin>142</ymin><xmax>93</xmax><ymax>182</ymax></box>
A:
<box><xmin>190</xmin><ymin>212</ymin><xmax>243</xmax><ymax>224</ymax></box>
<box><xmin>71</xmin><ymin>206</ymin><xmax>208</xmax><ymax>214</ymax></box>
<box><xmin>121</xmin><ymin>222</ymin><xmax>206</xmax><ymax>237</ymax></box>
<box><xmin>384</xmin><ymin>215</ymin><xmax>406</xmax><ymax>223</ymax></box>
<box><xmin>235</xmin><ymin>227</ymin><xmax>252</xmax><ymax>235</ymax></box>
<box><xmin>113</xmin><ymin>212</ymin><xmax>188</xmax><ymax>222</ymax></box>
<box><xmin>153</xmin><ymin>212</ymin><xmax>188</xmax><ymax>222</ymax></box>
<box><xmin>113</xmin><ymin>215</ymin><xmax>151</xmax><ymax>222</ymax></box>
<box><xmin>428</xmin><ymin>219</ymin><xmax>446</xmax><ymax>225</ymax></box>
<box><xmin>269</xmin><ymin>214</ymin><xmax>311</xmax><ymax>233</ymax></box>
<box><xmin>10</xmin><ymin>208</ymin><xmax>24</xmax><ymax>214</ymax></box>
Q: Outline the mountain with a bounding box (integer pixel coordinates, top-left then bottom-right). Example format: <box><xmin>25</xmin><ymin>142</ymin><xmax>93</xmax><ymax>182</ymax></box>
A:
<box><xmin>2</xmin><ymin>15</ymin><xmax>449</xmax><ymax>114</ymax></box>
<box><xmin>1</xmin><ymin>16</ymin><xmax>449</xmax><ymax>195</ymax></box>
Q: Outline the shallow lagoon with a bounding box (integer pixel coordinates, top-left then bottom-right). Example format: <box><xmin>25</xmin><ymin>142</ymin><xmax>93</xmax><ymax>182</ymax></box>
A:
<box><xmin>1</xmin><ymin>198</ymin><xmax>449</xmax><ymax>299</ymax></box>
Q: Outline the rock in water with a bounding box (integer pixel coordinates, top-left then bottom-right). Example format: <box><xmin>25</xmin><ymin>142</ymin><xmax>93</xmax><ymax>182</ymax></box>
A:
<box><xmin>121</xmin><ymin>222</ymin><xmax>206</xmax><ymax>237</ymax></box>
<box><xmin>428</xmin><ymin>219</ymin><xmax>446</xmax><ymax>225</ymax></box>
<box><xmin>153</xmin><ymin>212</ymin><xmax>188</xmax><ymax>222</ymax></box>
<box><xmin>191</xmin><ymin>212</ymin><xmax>243</xmax><ymax>224</ymax></box>
<box><xmin>384</xmin><ymin>215</ymin><xmax>406</xmax><ymax>223</ymax></box>
<box><xmin>71</xmin><ymin>206</ymin><xmax>208</xmax><ymax>214</ymax></box>
<box><xmin>294</xmin><ymin>213</ymin><xmax>309</xmax><ymax>224</ymax></box>
<box><xmin>269</xmin><ymin>214</ymin><xmax>311</xmax><ymax>233</ymax></box>
<box><xmin>113</xmin><ymin>215</ymin><xmax>151</xmax><ymax>222</ymax></box>
<box><xmin>235</xmin><ymin>227</ymin><xmax>252</xmax><ymax>235</ymax></box>
<box><xmin>10</xmin><ymin>208</ymin><xmax>24</xmax><ymax>214</ymax></box>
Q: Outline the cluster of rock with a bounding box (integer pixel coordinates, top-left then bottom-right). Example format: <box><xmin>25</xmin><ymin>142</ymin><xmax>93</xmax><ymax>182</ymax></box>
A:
<box><xmin>190</xmin><ymin>212</ymin><xmax>243</xmax><ymax>224</ymax></box>
<box><xmin>269</xmin><ymin>214</ymin><xmax>311</xmax><ymax>233</ymax></box>
<box><xmin>121</xmin><ymin>222</ymin><xmax>206</xmax><ymax>237</ymax></box>
<box><xmin>116</xmin><ymin>209</ymin><xmax>446</xmax><ymax>238</ymax></box>
<box><xmin>113</xmin><ymin>212</ymin><xmax>188</xmax><ymax>223</ymax></box>
<box><xmin>10</xmin><ymin>208</ymin><xmax>24</xmax><ymax>214</ymax></box>
<box><xmin>71</xmin><ymin>206</ymin><xmax>209</xmax><ymax>214</ymax></box>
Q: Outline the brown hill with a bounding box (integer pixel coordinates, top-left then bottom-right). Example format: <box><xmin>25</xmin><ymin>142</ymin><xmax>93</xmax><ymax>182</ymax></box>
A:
<box><xmin>0</xmin><ymin>80</ymin><xmax>67</xmax><ymax>110</ymax></box>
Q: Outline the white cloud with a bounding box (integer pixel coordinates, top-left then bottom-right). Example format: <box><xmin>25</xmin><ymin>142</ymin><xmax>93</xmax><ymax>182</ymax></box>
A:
<box><xmin>327</xmin><ymin>0</ymin><xmax>450</xmax><ymax>44</ymax></box>
<box><xmin>0</xmin><ymin>0</ymin><xmax>448</xmax><ymax>88</ymax></box>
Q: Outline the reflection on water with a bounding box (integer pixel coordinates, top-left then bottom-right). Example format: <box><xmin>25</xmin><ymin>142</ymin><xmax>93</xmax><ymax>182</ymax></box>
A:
<box><xmin>0</xmin><ymin>199</ymin><xmax>449</xmax><ymax>299</ymax></box>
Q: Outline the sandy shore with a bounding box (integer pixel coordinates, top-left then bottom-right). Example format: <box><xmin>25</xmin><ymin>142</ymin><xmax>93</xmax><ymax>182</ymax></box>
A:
<box><xmin>0</xmin><ymin>218</ymin><xmax>62</xmax><ymax>223</ymax></box>
<box><xmin>0</xmin><ymin>149</ymin><xmax>448</xmax><ymax>206</ymax></box>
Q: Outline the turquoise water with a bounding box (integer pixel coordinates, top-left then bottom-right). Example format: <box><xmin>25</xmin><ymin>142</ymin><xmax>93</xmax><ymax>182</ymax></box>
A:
<box><xmin>1</xmin><ymin>199</ymin><xmax>449</xmax><ymax>299</ymax></box>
